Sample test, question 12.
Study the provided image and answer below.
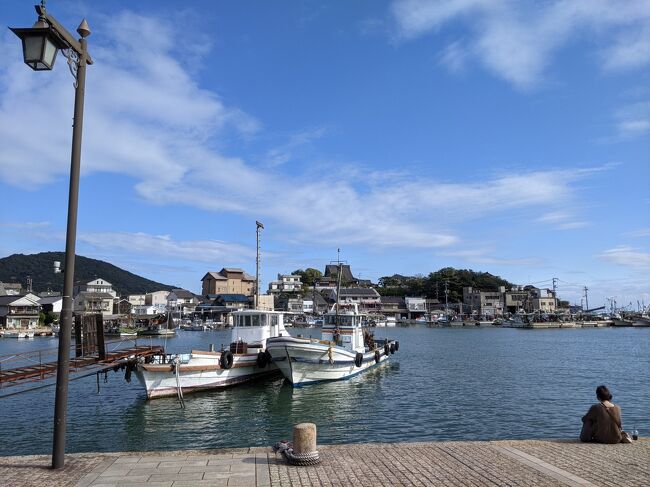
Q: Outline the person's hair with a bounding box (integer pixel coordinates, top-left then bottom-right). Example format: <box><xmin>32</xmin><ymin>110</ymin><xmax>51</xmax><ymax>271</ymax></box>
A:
<box><xmin>596</xmin><ymin>385</ymin><xmax>613</xmax><ymax>401</ymax></box>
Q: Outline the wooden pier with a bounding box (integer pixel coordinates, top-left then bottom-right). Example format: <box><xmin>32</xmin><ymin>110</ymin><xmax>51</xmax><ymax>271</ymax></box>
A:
<box><xmin>0</xmin><ymin>342</ymin><xmax>163</xmax><ymax>391</ymax></box>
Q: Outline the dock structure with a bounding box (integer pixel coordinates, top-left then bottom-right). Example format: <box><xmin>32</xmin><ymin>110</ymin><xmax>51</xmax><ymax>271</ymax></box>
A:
<box><xmin>0</xmin><ymin>341</ymin><xmax>163</xmax><ymax>393</ymax></box>
<box><xmin>0</xmin><ymin>439</ymin><xmax>648</xmax><ymax>486</ymax></box>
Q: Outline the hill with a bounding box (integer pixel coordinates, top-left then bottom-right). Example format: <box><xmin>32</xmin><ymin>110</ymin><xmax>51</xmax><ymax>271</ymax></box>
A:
<box><xmin>378</xmin><ymin>267</ymin><xmax>515</xmax><ymax>302</ymax></box>
<box><xmin>0</xmin><ymin>252</ymin><xmax>176</xmax><ymax>296</ymax></box>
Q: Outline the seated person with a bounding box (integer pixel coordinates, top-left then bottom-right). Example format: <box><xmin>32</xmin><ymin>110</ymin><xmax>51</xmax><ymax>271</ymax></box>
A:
<box><xmin>580</xmin><ymin>385</ymin><xmax>623</xmax><ymax>444</ymax></box>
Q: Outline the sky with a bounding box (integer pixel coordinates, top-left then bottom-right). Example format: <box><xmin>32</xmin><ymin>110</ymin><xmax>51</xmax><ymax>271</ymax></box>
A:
<box><xmin>0</xmin><ymin>0</ymin><xmax>648</xmax><ymax>310</ymax></box>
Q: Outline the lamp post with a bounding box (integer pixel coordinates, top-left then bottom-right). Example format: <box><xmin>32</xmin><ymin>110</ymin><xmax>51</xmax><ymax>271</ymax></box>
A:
<box><xmin>10</xmin><ymin>2</ymin><xmax>93</xmax><ymax>470</ymax></box>
<box><xmin>255</xmin><ymin>221</ymin><xmax>264</xmax><ymax>310</ymax></box>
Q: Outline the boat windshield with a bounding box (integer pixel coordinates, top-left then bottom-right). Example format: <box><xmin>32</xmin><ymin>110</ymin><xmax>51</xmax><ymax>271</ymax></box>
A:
<box><xmin>235</xmin><ymin>313</ymin><xmax>275</xmax><ymax>327</ymax></box>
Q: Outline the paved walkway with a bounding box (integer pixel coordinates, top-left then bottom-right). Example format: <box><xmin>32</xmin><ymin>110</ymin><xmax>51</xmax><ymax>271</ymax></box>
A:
<box><xmin>0</xmin><ymin>439</ymin><xmax>648</xmax><ymax>487</ymax></box>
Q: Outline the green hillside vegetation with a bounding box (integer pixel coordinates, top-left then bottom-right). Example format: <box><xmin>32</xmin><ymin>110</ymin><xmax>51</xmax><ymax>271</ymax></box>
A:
<box><xmin>378</xmin><ymin>267</ymin><xmax>515</xmax><ymax>302</ymax></box>
<box><xmin>0</xmin><ymin>252</ymin><xmax>176</xmax><ymax>296</ymax></box>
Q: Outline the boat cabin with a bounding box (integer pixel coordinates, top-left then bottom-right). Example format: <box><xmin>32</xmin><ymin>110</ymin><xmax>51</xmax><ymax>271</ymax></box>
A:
<box><xmin>231</xmin><ymin>309</ymin><xmax>287</xmax><ymax>345</ymax></box>
<box><xmin>321</xmin><ymin>305</ymin><xmax>366</xmax><ymax>353</ymax></box>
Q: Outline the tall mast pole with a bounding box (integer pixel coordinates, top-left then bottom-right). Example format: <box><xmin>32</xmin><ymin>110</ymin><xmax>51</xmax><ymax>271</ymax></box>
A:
<box><xmin>255</xmin><ymin>221</ymin><xmax>264</xmax><ymax>310</ymax></box>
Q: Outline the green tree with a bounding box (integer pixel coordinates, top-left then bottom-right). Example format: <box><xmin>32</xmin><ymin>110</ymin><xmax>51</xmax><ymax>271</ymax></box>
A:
<box><xmin>293</xmin><ymin>268</ymin><xmax>323</xmax><ymax>288</ymax></box>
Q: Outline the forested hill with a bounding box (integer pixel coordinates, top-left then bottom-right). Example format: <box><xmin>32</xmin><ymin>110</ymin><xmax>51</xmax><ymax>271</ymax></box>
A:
<box><xmin>0</xmin><ymin>252</ymin><xmax>176</xmax><ymax>296</ymax></box>
<box><xmin>378</xmin><ymin>267</ymin><xmax>515</xmax><ymax>302</ymax></box>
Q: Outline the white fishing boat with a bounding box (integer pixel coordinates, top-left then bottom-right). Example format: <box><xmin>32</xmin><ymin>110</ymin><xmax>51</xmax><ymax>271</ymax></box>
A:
<box><xmin>3</xmin><ymin>330</ymin><xmax>35</xmax><ymax>339</ymax></box>
<box><xmin>135</xmin><ymin>309</ymin><xmax>288</xmax><ymax>399</ymax></box>
<box><xmin>265</xmin><ymin>302</ymin><xmax>399</xmax><ymax>387</ymax></box>
<box><xmin>501</xmin><ymin>315</ymin><xmax>529</xmax><ymax>328</ymax></box>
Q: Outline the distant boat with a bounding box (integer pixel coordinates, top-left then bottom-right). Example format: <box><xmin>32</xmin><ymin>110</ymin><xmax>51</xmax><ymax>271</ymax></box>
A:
<box><xmin>611</xmin><ymin>317</ymin><xmax>634</xmax><ymax>327</ymax></box>
<box><xmin>138</xmin><ymin>313</ymin><xmax>176</xmax><ymax>336</ymax></box>
<box><xmin>501</xmin><ymin>315</ymin><xmax>528</xmax><ymax>328</ymax></box>
<box><xmin>632</xmin><ymin>316</ymin><xmax>650</xmax><ymax>327</ymax></box>
<box><xmin>3</xmin><ymin>330</ymin><xmax>35</xmax><ymax>339</ymax></box>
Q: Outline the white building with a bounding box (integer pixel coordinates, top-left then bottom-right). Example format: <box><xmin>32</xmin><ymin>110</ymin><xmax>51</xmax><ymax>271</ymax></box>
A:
<box><xmin>268</xmin><ymin>274</ymin><xmax>303</xmax><ymax>293</ymax></box>
<box><xmin>0</xmin><ymin>295</ymin><xmax>41</xmax><ymax>329</ymax></box>
<box><xmin>128</xmin><ymin>294</ymin><xmax>146</xmax><ymax>306</ymax></box>
<box><xmin>73</xmin><ymin>278</ymin><xmax>117</xmax><ymax>298</ymax></box>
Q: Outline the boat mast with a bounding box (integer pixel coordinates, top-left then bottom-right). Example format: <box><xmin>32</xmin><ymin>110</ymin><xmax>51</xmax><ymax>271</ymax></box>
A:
<box><xmin>335</xmin><ymin>249</ymin><xmax>342</xmax><ymax>325</ymax></box>
<box><xmin>255</xmin><ymin>221</ymin><xmax>264</xmax><ymax>310</ymax></box>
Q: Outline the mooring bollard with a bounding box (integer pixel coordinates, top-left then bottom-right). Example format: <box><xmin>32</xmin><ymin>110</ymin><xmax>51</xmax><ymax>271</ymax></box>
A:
<box><xmin>293</xmin><ymin>422</ymin><xmax>317</xmax><ymax>454</ymax></box>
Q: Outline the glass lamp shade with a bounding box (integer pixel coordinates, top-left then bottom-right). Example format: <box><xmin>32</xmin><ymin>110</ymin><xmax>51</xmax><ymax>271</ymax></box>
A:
<box><xmin>10</xmin><ymin>26</ymin><xmax>65</xmax><ymax>71</ymax></box>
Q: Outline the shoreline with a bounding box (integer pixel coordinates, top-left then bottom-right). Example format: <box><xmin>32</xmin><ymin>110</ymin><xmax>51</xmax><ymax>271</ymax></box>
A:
<box><xmin>1</xmin><ymin>438</ymin><xmax>648</xmax><ymax>486</ymax></box>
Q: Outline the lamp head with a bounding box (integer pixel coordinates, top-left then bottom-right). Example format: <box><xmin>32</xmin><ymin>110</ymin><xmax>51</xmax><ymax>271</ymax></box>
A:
<box><xmin>9</xmin><ymin>17</ymin><xmax>66</xmax><ymax>71</ymax></box>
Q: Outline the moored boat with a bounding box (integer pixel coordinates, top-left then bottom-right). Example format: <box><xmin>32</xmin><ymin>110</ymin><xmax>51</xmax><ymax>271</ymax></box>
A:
<box><xmin>138</xmin><ymin>313</ymin><xmax>177</xmax><ymax>336</ymax></box>
<box><xmin>135</xmin><ymin>309</ymin><xmax>288</xmax><ymax>398</ymax></box>
<box><xmin>3</xmin><ymin>330</ymin><xmax>35</xmax><ymax>338</ymax></box>
<box><xmin>265</xmin><ymin>302</ymin><xmax>398</xmax><ymax>387</ymax></box>
<box><xmin>632</xmin><ymin>316</ymin><xmax>650</xmax><ymax>327</ymax></box>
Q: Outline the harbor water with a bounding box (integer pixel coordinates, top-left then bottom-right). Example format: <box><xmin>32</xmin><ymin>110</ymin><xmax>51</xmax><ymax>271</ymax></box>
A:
<box><xmin>0</xmin><ymin>326</ymin><xmax>648</xmax><ymax>456</ymax></box>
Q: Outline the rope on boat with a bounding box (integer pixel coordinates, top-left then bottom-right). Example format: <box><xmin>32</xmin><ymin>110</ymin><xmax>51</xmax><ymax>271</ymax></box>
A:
<box><xmin>173</xmin><ymin>355</ymin><xmax>185</xmax><ymax>409</ymax></box>
<box><xmin>272</xmin><ymin>441</ymin><xmax>321</xmax><ymax>466</ymax></box>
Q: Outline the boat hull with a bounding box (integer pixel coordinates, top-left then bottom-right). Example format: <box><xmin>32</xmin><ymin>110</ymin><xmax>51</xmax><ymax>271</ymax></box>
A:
<box><xmin>135</xmin><ymin>353</ymin><xmax>278</xmax><ymax>398</ymax></box>
<box><xmin>266</xmin><ymin>336</ymin><xmax>394</xmax><ymax>387</ymax></box>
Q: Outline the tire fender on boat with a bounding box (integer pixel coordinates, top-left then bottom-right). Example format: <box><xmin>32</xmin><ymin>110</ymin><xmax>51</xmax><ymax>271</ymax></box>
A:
<box><xmin>384</xmin><ymin>343</ymin><xmax>390</xmax><ymax>356</ymax></box>
<box><xmin>394</xmin><ymin>341</ymin><xmax>399</xmax><ymax>352</ymax></box>
<box><xmin>374</xmin><ymin>350</ymin><xmax>380</xmax><ymax>363</ymax></box>
<box><xmin>220</xmin><ymin>350</ymin><xmax>234</xmax><ymax>369</ymax></box>
<box><xmin>354</xmin><ymin>352</ymin><xmax>363</xmax><ymax>368</ymax></box>
<box><xmin>390</xmin><ymin>343</ymin><xmax>395</xmax><ymax>354</ymax></box>
<box><xmin>257</xmin><ymin>351</ymin><xmax>268</xmax><ymax>368</ymax></box>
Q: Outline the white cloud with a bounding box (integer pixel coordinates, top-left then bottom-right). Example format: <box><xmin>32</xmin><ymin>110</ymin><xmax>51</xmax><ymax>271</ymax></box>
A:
<box><xmin>265</xmin><ymin>127</ymin><xmax>326</xmax><ymax>167</ymax></box>
<box><xmin>598</xmin><ymin>246</ymin><xmax>650</xmax><ymax>269</ymax></box>
<box><xmin>439</xmin><ymin>248</ymin><xmax>541</xmax><ymax>266</ymax></box>
<box><xmin>0</xmin><ymin>11</ymin><xmax>610</xmax><ymax>251</ymax></box>
<box><xmin>614</xmin><ymin>101</ymin><xmax>650</xmax><ymax>139</ymax></box>
<box><xmin>537</xmin><ymin>211</ymin><xmax>588</xmax><ymax>230</ymax></box>
<box><xmin>629</xmin><ymin>228</ymin><xmax>650</xmax><ymax>238</ymax></box>
<box><xmin>392</xmin><ymin>0</ymin><xmax>650</xmax><ymax>89</ymax></box>
<box><xmin>438</xmin><ymin>40</ymin><xmax>468</xmax><ymax>74</ymax></box>
<box><xmin>78</xmin><ymin>232</ymin><xmax>255</xmax><ymax>264</ymax></box>
<box><xmin>1</xmin><ymin>221</ymin><xmax>50</xmax><ymax>229</ymax></box>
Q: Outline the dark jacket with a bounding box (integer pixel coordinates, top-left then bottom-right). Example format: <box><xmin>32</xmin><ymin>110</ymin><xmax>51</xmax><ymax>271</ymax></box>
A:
<box><xmin>580</xmin><ymin>401</ymin><xmax>623</xmax><ymax>444</ymax></box>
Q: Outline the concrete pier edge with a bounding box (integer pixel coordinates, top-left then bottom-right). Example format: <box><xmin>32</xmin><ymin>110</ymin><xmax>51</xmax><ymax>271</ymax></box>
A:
<box><xmin>0</xmin><ymin>438</ymin><xmax>648</xmax><ymax>486</ymax></box>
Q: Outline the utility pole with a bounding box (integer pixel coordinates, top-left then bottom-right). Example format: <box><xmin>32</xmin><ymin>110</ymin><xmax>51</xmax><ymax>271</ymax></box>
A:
<box><xmin>583</xmin><ymin>286</ymin><xmax>589</xmax><ymax>312</ymax></box>
<box><xmin>255</xmin><ymin>221</ymin><xmax>263</xmax><ymax>310</ymax></box>
<box><xmin>444</xmin><ymin>280</ymin><xmax>449</xmax><ymax>315</ymax></box>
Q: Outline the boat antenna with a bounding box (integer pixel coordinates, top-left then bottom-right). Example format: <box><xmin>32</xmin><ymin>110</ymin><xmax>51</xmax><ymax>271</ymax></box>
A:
<box><xmin>255</xmin><ymin>221</ymin><xmax>264</xmax><ymax>310</ymax></box>
<box><xmin>335</xmin><ymin>255</ymin><xmax>342</xmax><ymax>326</ymax></box>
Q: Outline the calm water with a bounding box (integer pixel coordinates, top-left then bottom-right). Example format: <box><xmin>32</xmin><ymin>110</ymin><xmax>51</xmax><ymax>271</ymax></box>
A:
<box><xmin>1</xmin><ymin>326</ymin><xmax>648</xmax><ymax>456</ymax></box>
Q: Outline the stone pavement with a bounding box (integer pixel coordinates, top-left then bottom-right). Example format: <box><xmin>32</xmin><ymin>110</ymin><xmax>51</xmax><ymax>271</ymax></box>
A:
<box><xmin>0</xmin><ymin>439</ymin><xmax>648</xmax><ymax>487</ymax></box>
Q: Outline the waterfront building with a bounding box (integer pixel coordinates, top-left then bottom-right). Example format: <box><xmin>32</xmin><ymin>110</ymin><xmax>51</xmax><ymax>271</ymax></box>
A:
<box><xmin>330</xmin><ymin>287</ymin><xmax>381</xmax><ymax>313</ymax></box>
<box><xmin>315</xmin><ymin>264</ymin><xmax>372</xmax><ymax>289</ymax></box>
<box><xmin>504</xmin><ymin>288</ymin><xmax>528</xmax><ymax>313</ymax></box>
<box><xmin>0</xmin><ymin>294</ymin><xmax>41</xmax><ymax>329</ymax></box>
<box><xmin>73</xmin><ymin>278</ymin><xmax>117</xmax><ymax>298</ymax></box>
<box><xmin>73</xmin><ymin>291</ymin><xmax>115</xmax><ymax>317</ymax></box>
<box><xmin>405</xmin><ymin>297</ymin><xmax>427</xmax><ymax>320</ymax></box>
<box><xmin>167</xmin><ymin>289</ymin><xmax>199</xmax><ymax>317</ymax></box>
<box><xmin>127</xmin><ymin>294</ymin><xmax>146</xmax><ymax>306</ymax></box>
<box><xmin>380</xmin><ymin>296</ymin><xmax>407</xmax><ymax>319</ymax></box>
<box><xmin>38</xmin><ymin>295</ymin><xmax>63</xmax><ymax>314</ymax></box>
<box><xmin>528</xmin><ymin>287</ymin><xmax>557</xmax><ymax>313</ymax></box>
<box><xmin>211</xmin><ymin>293</ymin><xmax>250</xmax><ymax>310</ymax></box>
<box><xmin>268</xmin><ymin>274</ymin><xmax>302</xmax><ymax>293</ymax></box>
<box><xmin>132</xmin><ymin>304</ymin><xmax>158</xmax><ymax>315</ymax></box>
<box><xmin>463</xmin><ymin>286</ymin><xmax>505</xmax><ymax>318</ymax></box>
<box><xmin>201</xmin><ymin>268</ymin><xmax>255</xmax><ymax>297</ymax></box>
<box><xmin>145</xmin><ymin>290</ymin><xmax>170</xmax><ymax>312</ymax></box>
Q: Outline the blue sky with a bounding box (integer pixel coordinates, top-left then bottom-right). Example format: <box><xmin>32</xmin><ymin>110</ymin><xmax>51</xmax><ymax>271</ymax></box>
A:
<box><xmin>0</xmin><ymin>0</ymin><xmax>648</xmax><ymax>309</ymax></box>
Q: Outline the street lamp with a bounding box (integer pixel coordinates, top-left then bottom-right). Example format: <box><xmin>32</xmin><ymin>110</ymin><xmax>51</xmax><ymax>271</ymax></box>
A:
<box><xmin>10</xmin><ymin>1</ymin><xmax>93</xmax><ymax>470</ymax></box>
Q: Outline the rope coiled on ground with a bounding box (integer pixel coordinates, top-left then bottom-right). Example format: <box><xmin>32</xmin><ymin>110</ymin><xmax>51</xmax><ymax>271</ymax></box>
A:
<box><xmin>273</xmin><ymin>441</ymin><xmax>321</xmax><ymax>466</ymax></box>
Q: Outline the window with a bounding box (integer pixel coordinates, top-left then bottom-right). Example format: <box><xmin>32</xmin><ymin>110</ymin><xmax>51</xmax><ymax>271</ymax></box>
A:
<box><xmin>271</xmin><ymin>315</ymin><xmax>278</xmax><ymax>326</ymax></box>
<box><xmin>244</xmin><ymin>315</ymin><xmax>251</xmax><ymax>327</ymax></box>
<box><xmin>252</xmin><ymin>315</ymin><xmax>260</xmax><ymax>327</ymax></box>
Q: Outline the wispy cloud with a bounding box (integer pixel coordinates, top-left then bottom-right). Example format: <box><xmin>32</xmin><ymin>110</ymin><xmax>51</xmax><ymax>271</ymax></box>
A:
<box><xmin>614</xmin><ymin>101</ymin><xmax>650</xmax><ymax>139</ymax></box>
<box><xmin>265</xmin><ymin>127</ymin><xmax>326</xmax><ymax>167</ymax></box>
<box><xmin>537</xmin><ymin>211</ymin><xmax>588</xmax><ymax>230</ymax></box>
<box><xmin>1</xmin><ymin>222</ymin><xmax>50</xmax><ymax>229</ymax></box>
<box><xmin>598</xmin><ymin>246</ymin><xmax>650</xmax><ymax>269</ymax></box>
<box><xmin>77</xmin><ymin>232</ymin><xmax>255</xmax><ymax>264</ymax></box>
<box><xmin>628</xmin><ymin>228</ymin><xmax>650</xmax><ymax>238</ymax></box>
<box><xmin>391</xmin><ymin>0</ymin><xmax>650</xmax><ymax>90</ymax></box>
<box><xmin>438</xmin><ymin>248</ymin><xmax>542</xmax><ymax>266</ymax></box>
<box><xmin>0</xmin><ymin>11</ymin><xmax>611</xmax><ymax>251</ymax></box>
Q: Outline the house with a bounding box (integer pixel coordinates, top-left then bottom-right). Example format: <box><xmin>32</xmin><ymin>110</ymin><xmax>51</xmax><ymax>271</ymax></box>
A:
<box><xmin>323</xmin><ymin>287</ymin><xmax>381</xmax><ymax>313</ymax></box>
<box><xmin>38</xmin><ymin>295</ymin><xmax>63</xmax><ymax>314</ymax></box>
<box><xmin>463</xmin><ymin>287</ymin><xmax>505</xmax><ymax>318</ymax></box>
<box><xmin>0</xmin><ymin>282</ymin><xmax>23</xmax><ymax>296</ymax></box>
<box><xmin>405</xmin><ymin>297</ymin><xmax>427</xmax><ymax>319</ymax></box>
<box><xmin>0</xmin><ymin>295</ymin><xmax>41</xmax><ymax>329</ymax></box>
<box><xmin>268</xmin><ymin>274</ymin><xmax>302</xmax><ymax>293</ymax></box>
<box><xmin>380</xmin><ymin>296</ymin><xmax>407</xmax><ymax>319</ymax></box>
<box><xmin>212</xmin><ymin>294</ymin><xmax>251</xmax><ymax>310</ymax></box>
<box><xmin>73</xmin><ymin>292</ymin><xmax>115</xmax><ymax>317</ymax></box>
<box><xmin>73</xmin><ymin>278</ymin><xmax>117</xmax><ymax>298</ymax></box>
<box><xmin>128</xmin><ymin>294</ymin><xmax>146</xmax><ymax>306</ymax></box>
<box><xmin>132</xmin><ymin>305</ymin><xmax>158</xmax><ymax>316</ymax></box>
<box><xmin>145</xmin><ymin>290</ymin><xmax>170</xmax><ymax>313</ymax></box>
<box><xmin>167</xmin><ymin>289</ymin><xmax>199</xmax><ymax>316</ymax></box>
<box><xmin>201</xmin><ymin>268</ymin><xmax>256</xmax><ymax>296</ymax></box>
<box><xmin>528</xmin><ymin>288</ymin><xmax>557</xmax><ymax>313</ymax></box>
